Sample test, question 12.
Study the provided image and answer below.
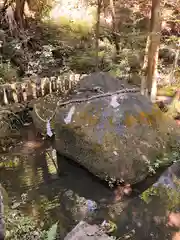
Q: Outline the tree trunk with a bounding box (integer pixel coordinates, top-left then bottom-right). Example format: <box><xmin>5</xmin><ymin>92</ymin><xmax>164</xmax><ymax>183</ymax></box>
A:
<box><xmin>95</xmin><ymin>0</ymin><xmax>101</xmax><ymax>72</ymax></box>
<box><xmin>1</xmin><ymin>0</ymin><xmax>8</xmax><ymax>11</ymax></box>
<box><xmin>109</xmin><ymin>0</ymin><xmax>119</xmax><ymax>56</ymax></box>
<box><xmin>167</xmin><ymin>40</ymin><xmax>180</xmax><ymax>84</ymax></box>
<box><xmin>15</xmin><ymin>0</ymin><xmax>25</xmax><ymax>29</ymax></box>
<box><xmin>141</xmin><ymin>36</ymin><xmax>150</xmax><ymax>95</ymax></box>
<box><xmin>145</xmin><ymin>0</ymin><xmax>161</xmax><ymax>102</ymax></box>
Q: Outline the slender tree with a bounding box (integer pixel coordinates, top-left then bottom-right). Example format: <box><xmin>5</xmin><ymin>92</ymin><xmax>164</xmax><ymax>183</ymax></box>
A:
<box><xmin>95</xmin><ymin>0</ymin><xmax>102</xmax><ymax>71</ymax></box>
<box><xmin>109</xmin><ymin>0</ymin><xmax>119</xmax><ymax>56</ymax></box>
<box><xmin>142</xmin><ymin>0</ymin><xmax>162</xmax><ymax>102</ymax></box>
<box><xmin>14</xmin><ymin>0</ymin><xmax>25</xmax><ymax>29</ymax></box>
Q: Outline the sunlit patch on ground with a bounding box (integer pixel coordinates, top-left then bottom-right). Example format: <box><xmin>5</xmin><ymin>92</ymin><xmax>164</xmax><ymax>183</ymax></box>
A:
<box><xmin>47</xmin><ymin>0</ymin><xmax>94</xmax><ymax>24</ymax></box>
<box><xmin>23</xmin><ymin>141</ymin><xmax>43</xmax><ymax>149</ymax></box>
<box><xmin>21</xmin><ymin>140</ymin><xmax>44</xmax><ymax>154</ymax></box>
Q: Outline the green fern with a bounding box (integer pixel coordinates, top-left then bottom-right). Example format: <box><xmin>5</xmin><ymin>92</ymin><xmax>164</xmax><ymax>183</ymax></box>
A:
<box><xmin>46</xmin><ymin>222</ymin><xmax>58</xmax><ymax>240</ymax></box>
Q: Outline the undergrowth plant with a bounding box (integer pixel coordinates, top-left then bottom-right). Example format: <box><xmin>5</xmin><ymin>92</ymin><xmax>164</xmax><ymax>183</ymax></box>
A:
<box><xmin>5</xmin><ymin>209</ymin><xmax>58</xmax><ymax>240</ymax></box>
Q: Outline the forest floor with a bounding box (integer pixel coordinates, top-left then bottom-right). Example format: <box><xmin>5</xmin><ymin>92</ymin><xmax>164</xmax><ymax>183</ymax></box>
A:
<box><xmin>0</xmin><ymin>6</ymin><xmax>179</xmax><ymax>93</ymax></box>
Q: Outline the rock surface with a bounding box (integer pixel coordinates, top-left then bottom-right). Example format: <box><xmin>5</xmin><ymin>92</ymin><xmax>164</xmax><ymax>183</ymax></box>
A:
<box><xmin>64</xmin><ymin>221</ymin><xmax>114</xmax><ymax>240</ymax></box>
<box><xmin>110</xmin><ymin>162</ymin><xmax>180</xmax><ymax>240</ymax></box>
<box><xmin>54</xmin><ymin>72</ymin><xmax>179</xmax><ymax>186</ymax></box>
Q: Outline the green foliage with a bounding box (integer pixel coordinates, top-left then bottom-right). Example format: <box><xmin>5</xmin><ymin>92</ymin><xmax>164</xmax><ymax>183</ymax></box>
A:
<box><xmin>141</xmin><ymin>186</ymin><xmax>158</xmax><ymax>204</ymax></box>
<box><xmin>157</xmin><ymin>85</ymin><xmax>179</xmax><ymax>97</ymax></box>
<box><xmin>108</xmin><ymin>64</ymin><xmax>122</xmax><ymax>78</ymax></box>
<box><xmin>55</xmin><ymin>16</ymin><xmax>71</xmax><ymax>29</ymax></box>
<box><xmin>0</xmin><ymin>63</ymin><xmax>18</xmax><ymax>84</ymax></box>
<box><xmin>46</xmin><ymin>222</ymin><xmax>58</xmax><ymax>240</ymax></box>
<box><xmin>0</xmin><ymin>158</ymin><xmax>20</xmax><ymax>168</ymax></box>
<box><xmin>28</xmin><ymin>0</ymin><xmax>53</xmax><ymax>19</ymax></box>
<box><xmin>40</xmin><ymin>3</ymin><xmax>52</xmax><ymax>19</ymax></box>
<box><xmin>147</xmin><ymin>151</ymin><xmax>180</xmax><ymax>175</ymax></box>
<box><xmin>5</xmin><ymin>208</ymin><xmax>59</xmax><ymax>240</ymax></box>
<box><xmin>51</xmin><ymin>16</ymin><xmax>93</xmax><ymax>40</ymax></box>
<box><xmin>5</xmin><ymin>209</ymin><xmax>47</xmax><ymax>240</ymax></box>
<box><xmin>69</xmin><ymin>19</ymin><xmax>93</xmax><ymax>36</ymax></box>
<box><xmin>141</xmin><ymin>181</ymin><xmax>180</xmax><ymax>211</ymax></box>
<box><xmin>164</xmin><ymin>35</ymin><xmax>180</xmax><ymax>45</ymax></box>
<box><xmin>69</xmin><ymin>51</ymin><xmax>97</xmax><ymax>72</ymax></box>
<box><xmin>69</xmin><ymin>49</ymin><xmax>112</xmax><ymax>73</ymax></box>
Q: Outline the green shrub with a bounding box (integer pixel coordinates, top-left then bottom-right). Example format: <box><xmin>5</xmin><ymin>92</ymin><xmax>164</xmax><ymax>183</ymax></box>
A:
<box><xmin>5</xmin><ymin>209</ymin><xmax>58</xmax><ymax>240</ymax></box>
<box><xmin>0</xmin><ymin>63</ymin><xmax>18</xmax><ymax>84</ymax></box>
<box><xmin>5</xmin><ymin>209</ymin><xmax>46</xmax><ymax>240</ymax></box>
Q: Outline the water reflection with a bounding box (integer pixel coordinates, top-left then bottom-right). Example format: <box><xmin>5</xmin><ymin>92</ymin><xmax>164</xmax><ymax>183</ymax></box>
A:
<box><xmin>0</xmin><ymin>124</ymin><xmax>115</xmax><ymax>238</ymax></box>
<box><xmin>0</xmin><ymin>124</ymin><xmax>180</xmax><ymax>239</ymax></box>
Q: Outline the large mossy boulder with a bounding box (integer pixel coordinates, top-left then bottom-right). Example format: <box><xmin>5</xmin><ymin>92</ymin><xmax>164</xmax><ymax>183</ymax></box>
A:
<box><xmin>54</xmin><ymin>72</ymin><xmax>179</xmax><ymax>186</ymax></box>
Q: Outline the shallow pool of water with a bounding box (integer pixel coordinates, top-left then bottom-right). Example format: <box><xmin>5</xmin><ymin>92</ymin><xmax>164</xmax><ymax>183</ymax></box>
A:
<box><xmin>0</xmin><ymin>124</ymin><xmax>180</xmax><ymax>240</ymax></box>
<box><xmin>0</xmin><ymin>124</ymin><xmax>118</xmax><ymax>238</ymax></box>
